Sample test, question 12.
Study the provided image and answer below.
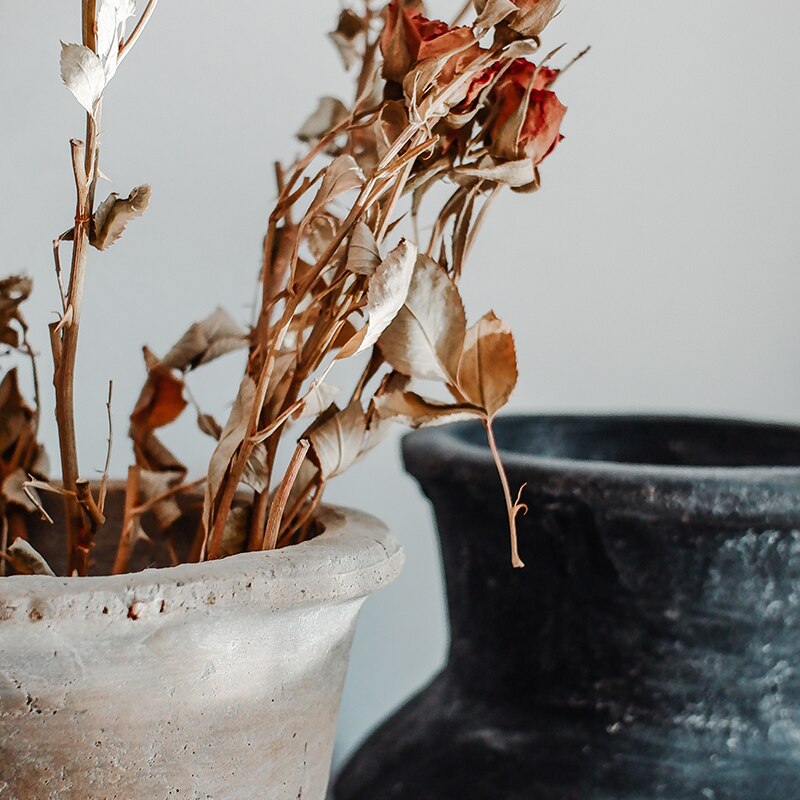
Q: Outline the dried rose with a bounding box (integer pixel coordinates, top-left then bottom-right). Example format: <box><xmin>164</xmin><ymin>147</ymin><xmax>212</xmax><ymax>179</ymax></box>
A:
<box><xmin>487</xmin><ymin>59</ymin><xmax>566</xmax><ymax>165</ymax></box>
<box><xmin>380</xmin><ymin>1</ymin><xmax>479</xmax><ymax>85</ymax></box>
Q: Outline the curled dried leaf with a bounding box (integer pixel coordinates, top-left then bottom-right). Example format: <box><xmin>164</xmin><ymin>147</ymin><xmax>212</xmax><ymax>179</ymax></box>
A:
<box><xmin>130</xmin><ymin>349</ymin><xmax>187</xmax><ymax>432</ymax></box>
<box><xmin>374</xmin><ymin>389</ymin><xmax>481</xmax><ymax>429</ymax></box>
<box><xmin>91</xmin><ymin>184</ymin><xmax>152</xmax><ymax>250</ymax></box>
<box><xmin>160</xmin><ymin>307</ymin><xmax>248</xmax><ymax>371</ymax></box>
<box><xmin>306</xmin><ymin>401</ymin><xmax>368</xmax><ymax>480</ymax></box>
<box><xmin>346</xmin><ymin>222</ymin><xmax>381</xmax><ymax>276</ymax></box>
<box><xmin>2</xmin><ymin>538</ymin><xmax>56</xmax><ymax>577</ymax></box>
<box><xmin>337</xmin><ymin>239</ymin><xmax>417</xmax><ymax>360</ymax></box>
<box><xmin>297</xmin><ymin>96</ymin><xmax>349</xmax><ymax>143</ymax></box>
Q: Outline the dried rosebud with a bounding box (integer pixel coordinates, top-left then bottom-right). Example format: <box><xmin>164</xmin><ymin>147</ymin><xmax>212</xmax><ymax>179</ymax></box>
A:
<box><xmin>487</xmin><ymin>59</ymin><xmax>566</xmax><ymax>165</ymax></box>
<box><xmin>473</xmin><ymin>0</ymin><xmax>560</xmax><ymax>38</ymax></box>
<box><xmin>380</xmin><ymin>1</ymin><xmax>478</xmax><ymax>84</ymax></box>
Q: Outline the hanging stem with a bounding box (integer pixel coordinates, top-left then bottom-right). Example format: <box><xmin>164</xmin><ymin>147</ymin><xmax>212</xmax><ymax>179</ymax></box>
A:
<box><xmin>483</xmin><ymin>416</ymin><xmax>526</xmax><ymax>568</ymax></box>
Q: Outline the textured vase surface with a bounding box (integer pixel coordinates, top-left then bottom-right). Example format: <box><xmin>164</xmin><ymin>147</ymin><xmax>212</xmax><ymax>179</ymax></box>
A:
<box><xmin>335</xmin><ymin>415</ymin><xmax>800</xmax><ymax>800</ymax></box>
<box><xmin>0</xmin><ymin>498</ymin><xmax>403</xmax><ymax>800</ymax></box>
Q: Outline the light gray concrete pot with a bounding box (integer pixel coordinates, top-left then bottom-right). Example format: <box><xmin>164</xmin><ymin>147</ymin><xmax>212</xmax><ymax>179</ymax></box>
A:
<box><xmin>0</xmin><ymin>505</ymin><xmax>403</xmax><ymax>800</ymax></box>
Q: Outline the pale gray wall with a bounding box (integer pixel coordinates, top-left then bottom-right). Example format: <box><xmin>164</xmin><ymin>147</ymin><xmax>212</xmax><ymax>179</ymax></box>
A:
<box><xmin>2</xmin><ymin>0</ymin><xmax>800</xmax><ymax>766</ymax></box>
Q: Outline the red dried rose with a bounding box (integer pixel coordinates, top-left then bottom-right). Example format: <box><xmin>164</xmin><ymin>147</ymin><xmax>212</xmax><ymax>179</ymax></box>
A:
<box><xmin>487</xmin><ymin>59</ymin><xmax>566</xmax><ymax>165</ymax></box>
<box><xmin>380</xmin><ymin>1</ymin><xmax>479</xmax><ymax>85</ymax></box>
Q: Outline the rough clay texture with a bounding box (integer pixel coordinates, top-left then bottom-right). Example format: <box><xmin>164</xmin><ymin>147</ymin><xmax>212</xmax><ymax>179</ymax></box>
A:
<box><xmin>335</xmin><ymin>415</ymin><xmax>800</xmax><ymax>800</ymax></box>
<box><xmin>0</xmin><ymin>504</ymin><xmax>403</xmax><ymax>800</ymax></box>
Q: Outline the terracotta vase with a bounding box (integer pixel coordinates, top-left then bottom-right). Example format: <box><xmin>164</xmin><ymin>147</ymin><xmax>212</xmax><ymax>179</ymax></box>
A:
<box><xmin>335</xmin><ymin>415</ymin><xmax>800</xmax><ymax>800</ymax></box>
<box><xmin>0</xmin><ymin>492</ymin><xmax>403</xmax><ymax>800</ymax></box>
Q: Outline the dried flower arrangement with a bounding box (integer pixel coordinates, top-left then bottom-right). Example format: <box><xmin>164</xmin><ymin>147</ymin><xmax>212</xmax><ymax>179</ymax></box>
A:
<box><xmin>0</xmin><ymin>0</ymin><xmax>580</xmax><ymax>580</ymax></box>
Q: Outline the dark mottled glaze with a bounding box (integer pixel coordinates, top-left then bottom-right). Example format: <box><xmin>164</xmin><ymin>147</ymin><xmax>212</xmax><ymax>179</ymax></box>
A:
<box><xmin>335</xmin><ymin>415</ymin><xmax>800</xmax><ymax>799</ymax></box>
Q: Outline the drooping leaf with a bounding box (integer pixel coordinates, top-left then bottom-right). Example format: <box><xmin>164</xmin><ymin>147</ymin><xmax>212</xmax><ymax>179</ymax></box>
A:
<box><xmin>337</xmin><ymin>239</ymin><xmax>417</xmax><ymax>359</ymax></box>
<box><xmin>0</xmin><ymin>275</ymin><xmax>32</xmax><ymax>349</ymax></box>
<box><xmin>297</xmin><ymin>96</ymin><xmax>349</xmax><ymax>142</ymax></box>
<box><xmin>329</xmin><ymin>8</ymin><xmax>367</xmax><ymax>70</ymax></box>
<box><xmin>2</xmin><ymin>538</ymin><xmax>55</xmax><ymax>577</ymax></box>
<box><xmin>197</xmin><ymin>412</ymin><xmax>223</xmax><ymax>440</ymax></box>
<box><xmin>91</xmin><ymin>184</ymin><xmax>151</xmax><ymax>250</ymax></box>
<box><xmin>379</xmin><ymin>255</ymin><xmax>467</xmax><ymax>382</ymax></box>
<box><xmin>205</xmin><ymin>376</ymin><xmax>256</xmax><ymax>512</ymax></box>
<box><xmin>374</xmin><ymin>390</ymin><xmax>480</xmax><ymax>429</ymax></box>
<box><xmin>346</xmin><ymin>222</ymin><xmax>381</xmax><ymax>275</ymax></box>
<box><xmin>306</xmin><ymin>401</ymin><xmax>367</xmax><ymax>479</ymax></box>
<box><xmin>60</xmin><ymin>42</ymin><xmax>106</xmax><ymax>117</ymax></box>
<box><xmin>456</xmin><ymin>157</ymin><xmax>537</xmax><ymax>189</ymax></box>
<box><xmin>457</xmin><ymin>311</ymin><xmax>518</xmax><ymax>417</ymax></box>
<box><xmin>130</xmin><ymin>349</ymin><xmax>187</xmax><ymax>432</ymax></box>
<box><xmin>293</xmin><ymin>382</ymin><xmax>340</xmax><ymax>421</ymax></box>
<box><xmin>310</xmin><ymin>155</ymin><xmax>364</xmax><ymax>213</ymax></box>
<box><xmin>160</xmin><ymin>307</ymin><xmax>248</xmax><ymax>371</ymax></box>
<box><xmin>0</xmin><ymin>369</ymin><xmax>32</xmax><ymax>454</ymax></box>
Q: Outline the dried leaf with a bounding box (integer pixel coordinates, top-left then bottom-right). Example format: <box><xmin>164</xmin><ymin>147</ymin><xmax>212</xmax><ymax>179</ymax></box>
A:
<box><xmin>374</xmin><ymin>390</ymin><xmax>480</xmax><ymax>429</ymax></box>
<box><xmin>91</xmin><ymin>184</ymin><xmax>151</xmax><ymax>250</ymax></box>
<box><xmin>2</xmin><ymin>538</ymin><xmax>55</xmax><ymax>577</ymax></box>
<box><xmin>130</xmin><ymin>350</ymin><xmax>187</xmax><ymax>432</ymax></box>
<box><xmin>2</xmin><ymin>469</ymin><xmax>39</xmax><ymax>513</ymax></box>
<box><xmin>509</xmin><ymin>0</ymin><xmax>561</xmax><ymax>37</ymax></box>
<box><xmin>293</xmin><ymin>382</ymin><xmax>340</xmax><ymax>421</ymax></box>
<box><xmin>0</xmin><ymin>369</ymin><xmax>32</xmax><ymax>454</ymax></box>
<box><xmin>473</xmin><ymin>0</ymin><xmax>518</xmax><ymax>31</ymax></box>
<box><xmin>456</xmin><ymin>157</ymin><xmax>537</xmax><ymax>189</ymax></box>
<box><xmin>138</xmin><ymin>469</ymin><xmax>183</xmax><ymax>532</ymax></box>
<box><xmin>0</xmin><ymin>275</ymin><xmax>32</xmax><ymax>349</ymax></box>
<box><xmin>197</xmin><ymin>412</ymin><xmax>223</xmax><ymax>440</ymax></box>
<box><xmin>457</xmin><ymin>311</ymin><xmax>518</xmax><ymax>416</ymax></box>
<box><xmin>135</xmin><ymin>431</ymin><xmax>186</xmax><ymax>474</ymax></box>
<box><xmin>96</xmin><ymin>0</ymin><xmax>136</xmax><ymax>81</ymax></box>
<box><xmin>310</xmin><ymin>155</ymin><xmax>364</xmax><ymax>213</ymax></box>
<box><xmin>217</xmin><ymin>506</ymin><xmax>250</xmax><ymax>558</ymax></box>
<box><xmin>160</xmin><ymin>307</ymin><xmax>248</xmax><ymax>371</ymax></box>
<box><xmin>242</xmin><ymin>442</ymin><xmax>269</xmax><ymax>493</ymax></box>
<box><xmin>59</xmin><ymin>42</ymin><xmax>106</xmax><ymax>117</ymax></box>
<box><xmin>346</xmin><ymin>222</ymin><xmax>381</xmax><ymax>275</ymax></box>
<box><xmin>379</xmin><ymin>255</ymin><xmax>467</xmax><ymax>382</ymax></box>
<box><xmin>337</xmin><ymin>239</ymin><xmax>417</xmax><ymax>359</ymax></box>
<box><xmin>329</xmin><ymin>8</ymin><xmax>367</xmax><ymax>70</ymax></box>
<box><xmin>205</xmin><ymin>376</ymin><xmax>256</xmax><ymax>513</ymax></box>
<box><xmin>306</xmin><ymin>401</ymin><xmax>367</xmax><ymax>479</ymax></box>
<box><xmin>297</xmin><ymin>96</ymin><xmax>349</xmax><ymax>142</ymax></box>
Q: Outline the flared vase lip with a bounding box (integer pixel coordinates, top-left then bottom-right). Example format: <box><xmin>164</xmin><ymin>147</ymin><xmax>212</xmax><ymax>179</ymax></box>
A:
<box><xmin>0</xmin><ymin>505</ymin><xmax>404</xmax><ymax>623</ymax></box>
<box><xmin>402</xmin><ymin>414</ymin><xmax>800</xmax><ymax>522</ymax></box>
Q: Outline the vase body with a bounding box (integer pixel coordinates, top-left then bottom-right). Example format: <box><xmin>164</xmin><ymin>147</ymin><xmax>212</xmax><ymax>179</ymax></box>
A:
<box><xmin>335</xmin><ymin>415</ymin><xmax>800</xmax><ymax>800</ymax></box>
<box><xmin>0</xmin><ymin>500</ymin><xmax>403</xmax><ymax>800</ymax></box>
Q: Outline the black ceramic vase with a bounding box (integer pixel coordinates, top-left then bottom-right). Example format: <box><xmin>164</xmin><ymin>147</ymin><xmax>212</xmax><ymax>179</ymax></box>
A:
<box><xmin>335</xmin><ymin>415</ymin><xmax>800</xmax><ymax>800</ymax></box>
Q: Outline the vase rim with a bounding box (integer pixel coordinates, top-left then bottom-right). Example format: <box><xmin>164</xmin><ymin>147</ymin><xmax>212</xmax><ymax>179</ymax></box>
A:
<box><xmin>403</xmin><ymin>413</ymin><xmax>800</xmax><ymax>501</ymax></box>
<box><xmin>0</xmin><ymin>505</ymin><xmax>403</xmax><ymax>624</ymax></box>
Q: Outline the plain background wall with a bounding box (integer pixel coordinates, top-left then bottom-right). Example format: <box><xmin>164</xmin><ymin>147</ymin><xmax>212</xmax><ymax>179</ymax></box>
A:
<box><xmin>2</xmin><ymin>0</ymin><xmax>800</xmax><ymax>766</ymax></box>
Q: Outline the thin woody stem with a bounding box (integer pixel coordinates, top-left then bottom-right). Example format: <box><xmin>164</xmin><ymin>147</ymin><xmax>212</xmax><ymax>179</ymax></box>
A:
<box><xmin>483</xmin><ymin>416</ymin><xmax>525</xmax><ymax>568</ymax></box>
<box><xmin>262</xmin><ymin>439</ymin><xmax>310</xmax><ymax>551</ymax></box>
<box><xmin>117</xmin><ymin>0</ymin><xmax>160</xmax><ymax>65</ymax></box>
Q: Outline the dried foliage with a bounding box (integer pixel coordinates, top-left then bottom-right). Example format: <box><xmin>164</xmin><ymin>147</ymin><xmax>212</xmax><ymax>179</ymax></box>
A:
<box><xmin>1</xmin><ymin>0</ymin><xmax>581</xmax><ymax>577</ymax></box>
